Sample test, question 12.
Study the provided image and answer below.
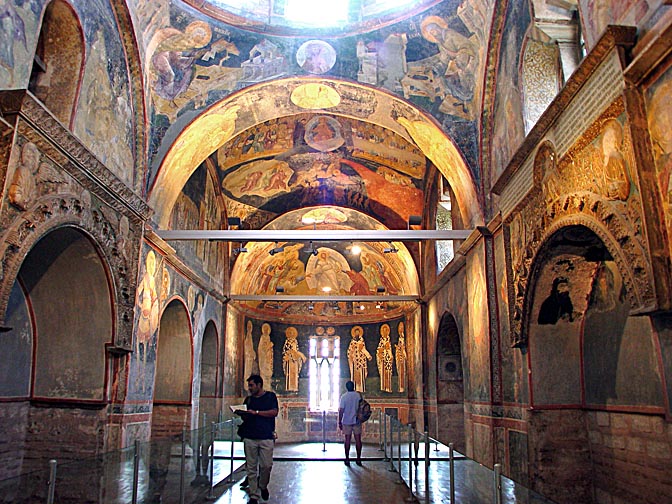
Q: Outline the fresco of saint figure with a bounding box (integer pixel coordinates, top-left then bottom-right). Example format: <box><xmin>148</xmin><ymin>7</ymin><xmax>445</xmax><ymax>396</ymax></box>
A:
<box><xmin>244</xmin><ymin>320</ymin><xmax>258</xmax><ymax>380</ymax></box>
<box><xmin>282</xmin><ymin>326</ymin><xmax>306</xmax><ymax>391</ymax></box>
<box><xmin>395</xmin><ymin>322</ymin><xmax>407</xmax><ymax>393</ymax></box>
<box><xmin>258</xmin><ymin>322</ymin><xmax>274</xmax><ymax>389</ymax></box>
<box><xmin>377</xmin><ymin>323</ymin><xmax>393</xmax><ymax>392</ymax></box>
<box><xmin>347</xmin><ymin>325</ymin><xmax>372</xmax><ymax>392</ymax></box>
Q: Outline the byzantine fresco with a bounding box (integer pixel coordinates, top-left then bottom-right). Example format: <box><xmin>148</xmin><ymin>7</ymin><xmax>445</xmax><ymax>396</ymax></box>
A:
<box><xmin>240</xmin><ymin>318</ymin><xmax>408</xmax><ymax>396</ymax></box>
<box><xmin>219</xmin><ymin>114</ymin><xmax>425</xmax><ymax>232</ymax></box>
<box><xmin>140</xmin><ymin>1</ymin><xmax>491</xmax><ymax>190</ymax></box>
<box><xmin>578</xmin><ymin>0</ymin><xmax>654</xmax><ymax>51</ymax></box>
<box><xmin>0</xmin><ymin>0</ymin><xmax>136</xmax><ymax>186</ymax></box>
<box><xmin>490</xmin><ymin>0</ymin><xmax>529</xmax><ymax>180</ymax></box>
<box><xmin>506</xmin><ymin>99</ymin><xmax>652</xmax><ymax>346</ymax></box>
<box><xmin>645</xmin><ymin>68</ymin><xmax>672</xmax><ymax>258</ymax></box>
<box><xmin>465</xmin><ymin>240</ymin><xmax>489</xmax><ymax>402</ymax></box>
<box><xmin>169</xmin><ymin>163</ymin><xmax>226</xmax><ymax>282</ymax></box>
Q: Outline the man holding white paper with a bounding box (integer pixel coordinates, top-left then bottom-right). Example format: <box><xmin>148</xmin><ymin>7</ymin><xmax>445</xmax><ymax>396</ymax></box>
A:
<box><xmin>234</xmin><ymin>374</ymin><xmax>278</xmax><ymax>504</ymax></box>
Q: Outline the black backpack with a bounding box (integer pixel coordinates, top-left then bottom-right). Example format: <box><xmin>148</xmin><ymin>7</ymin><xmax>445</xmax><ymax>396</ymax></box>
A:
<box><xmin>357</xmin><ymin>393</ymin><xmax>372</xmax><ymax>423</ymax></box>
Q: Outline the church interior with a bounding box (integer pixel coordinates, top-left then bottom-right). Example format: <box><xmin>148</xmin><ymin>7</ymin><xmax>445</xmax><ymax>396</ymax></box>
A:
<box><xmin>0</xmin><ymin>0</ymin><xmax>671</xmax><ymax>502</ymax></box>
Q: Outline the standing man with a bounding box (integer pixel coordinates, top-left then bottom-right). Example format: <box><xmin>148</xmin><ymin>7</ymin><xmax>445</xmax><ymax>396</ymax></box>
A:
<box><xmin>338</xmin><ymin>380</ymin><xmax>363</xmax><ymax>466</ymax></box>
<box><xmin>235</xmin><ymin>374</ymin><xmax>278</xmax><ymax>504</ymax></box>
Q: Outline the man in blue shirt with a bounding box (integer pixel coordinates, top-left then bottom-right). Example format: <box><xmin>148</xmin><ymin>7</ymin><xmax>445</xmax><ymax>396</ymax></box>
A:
<box><xmin>338</xmin><ymin>380</ymin><xmax>363</xmax><ymax>466</ymax></box>
<box><xmin>235</xmin><ymin>374</ymin><xmax>278</xmax><ymax>503</ymax></box>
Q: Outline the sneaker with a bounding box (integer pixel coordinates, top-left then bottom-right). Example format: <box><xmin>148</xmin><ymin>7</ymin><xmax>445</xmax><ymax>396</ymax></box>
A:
<box><xmin>261</xmin><ymin>488</ymin><xmax>269</xmax><ymax>501</ymax></box>
<box><xmin>344</xmin><ymin>460</ymin><xmax>351</xmax><ymax>467</ymax></box>
<box><xmin>240</xmin><ymin>477</ymin><xmax>249</xmax><ymax>489</ymax></box>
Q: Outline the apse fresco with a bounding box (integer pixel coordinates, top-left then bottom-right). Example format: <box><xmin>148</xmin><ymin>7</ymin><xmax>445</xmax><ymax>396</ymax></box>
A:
<box><xmin>241</xmin><ymin>318</ymin><xmax>408</xmax><ymax>397</ymax></box>
<box><xmin>144</xmin><ymin>0</ymin><xmax>491</xmax><ymax>185</ymax></box>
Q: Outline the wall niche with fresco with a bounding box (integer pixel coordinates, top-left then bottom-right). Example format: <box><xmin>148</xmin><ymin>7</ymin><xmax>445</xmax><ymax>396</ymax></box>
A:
<box><xmin>243</xmin><ymin>318</ymin><xmax>409</xmax><ymax>399</ymax></box>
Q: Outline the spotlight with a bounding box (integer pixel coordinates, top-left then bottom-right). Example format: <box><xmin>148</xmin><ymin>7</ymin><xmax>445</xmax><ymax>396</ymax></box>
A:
<box><xmin>408</xmin><ymin>215</ymin><xmax>422</xmax><ymax>228</ymax></box>
<box><xmin>350</xmin><ymin>243</ymin><xmax>361</xmax><ymax>255</ymax></box>
<box><xmin>269</xmin><ymin>242</ymin><xmax>285</xmax><ymax>256</ymax></box>
<box><xmin>276</xmin><ymin>286</ymin><xmax>285</xmax><ymax>293</ymax></box>
<box><xmin>383</xmin><ymin>245</ymin><xmax>398</xmax><ymax>253</ymax></box>
<box><xmin>305</xmin><ymin>241</ymin><xmax>318</xmax><ymax>256</ymax></box>
<box><xmin>376</xmin><ymin>286</ymin><xmax>386</xmax><ymax>293</ymax></box>
<box><xmin>333</xmin><ymin>302</ymin><xmax>340</xmax><ymax>311</ymax></box>
<box><xmin>308</xmin><ymin>302</ymin><xmax>314</xmax><ymax>311</ymax></box>
<box><xmin>227</xmin><ymin>217</ymin><xmax>241</xmax><ymax>228</ymax></box>
<box><xmin>233</xmin><ymin>242</ymin><xmax>247</xmax><ymax>253</ymax></box>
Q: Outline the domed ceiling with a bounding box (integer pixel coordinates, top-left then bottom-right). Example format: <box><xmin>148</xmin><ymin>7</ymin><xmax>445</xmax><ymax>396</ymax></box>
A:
<box><xmin>181</xmin><ymin>0</ymin><xmax>442</xmax><ymax>35</ymax></box>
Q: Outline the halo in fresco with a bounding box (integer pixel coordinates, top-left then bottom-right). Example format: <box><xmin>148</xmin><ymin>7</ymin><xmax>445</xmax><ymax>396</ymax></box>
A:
<box><xmin>304</xmin><ymin>116</ymin><xmax>344</xmax><ymax>152</ymax></box>
<box><xmin>296</xmin><ymin>40</ymin><xmax>336</xmax><ymax>75</ymax></box>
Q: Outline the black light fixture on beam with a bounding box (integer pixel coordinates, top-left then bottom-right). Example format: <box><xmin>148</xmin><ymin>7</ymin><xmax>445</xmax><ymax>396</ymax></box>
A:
<box><xmin>276</xmin><ymin>286</ymin><xmax>285</xmax><ymax>293</ymax></box>
<box><xmin>233</xmin><ymin>242</ymin><xmax>247</xmax><ymax>254</ymax></box>
<box><xmin>376</xmin><ymin>286</ymin><xmax>386</xmax><ymax>293</ymax></box>
<box><xmin>227</xmin><ymin>217</ymin><xmax>242</xmax><ymax>228</ymax></box>
<box><xmin>383</xmin><ymin>244</ymin><xmax>398</xmax><ymax>253</ymax></box>
<box><xmin>305</xmin><ymin>240</ymin><xmax>318</xmax><ymax>256</ymax></box>
<box><xmin>407</xmin><ymin>215</ymin><xmax>422</xmax><ymax>229</ymax></box>
<box><xmin>269</xmin><ymin>242</ymin><xmax>285</xmax><ymax>256</ymax></box>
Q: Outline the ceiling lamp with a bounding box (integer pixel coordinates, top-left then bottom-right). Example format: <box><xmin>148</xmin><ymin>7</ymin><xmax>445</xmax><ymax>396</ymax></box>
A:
<box><xmin>305</xmin><ymin>241</ymin><xmax>319</xmax><ymax>256</ymax></box>
<box><xmin>269</xmin><ymin>242</ymin><xmax>285</xmax><ymax>256</ymax></box>
<box><xmin>407</xmin><ymin>215</ymin><xmax>422</xmax><ymax>228</ymax></box>
<box><xmin>383</xmin><ymin>244</ymin><xmax>398</xmax><ymax>253</ymax></box>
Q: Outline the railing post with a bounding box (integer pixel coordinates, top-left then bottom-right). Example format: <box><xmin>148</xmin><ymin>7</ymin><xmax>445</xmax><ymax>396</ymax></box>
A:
<box><xmin>229</xmin><ymin>420</ymin><xmax>235</xmax><ymax>482</ymax></box>
<box><xmin>46</xmin><ymin>459</ymin><xmax>57</xmax><ymax>504</ymax></box>
<box><xmin>378</xmin><ymin>410</ymin><xmax>384</xmax><ymax>451</ymax></box>
<box><xmin>397</xmin><ymin>417</ymin><xmax>402</xmax><ymax>473</ymax></box>
<box><xmin>406</xmin><ymin>424</ymin><xmax>414</xmax><ymax>502</ymax></box>
<box><xmin>424</xmin><ymin>432</ymin><xmax>430</xmax><ymax>504</ymax></box>
<box><xmin>449</xmin><ymin>442</ymin><xmax>455</xmax><ymax>504</ymax></box>
<box><xmin>388</xmin><ymin>418</ymin><xmax>396</xmax><ymax>472</ymax></box>
<box><xmin>180</xmin><ymin>428</ymin><xmax>187</xmax><ymax>504</ymax></box>
<box><xmin>207</xmin><ymin>422</ymin><xmax>216</xmax><ymax>500</ymax></box>
<box><xmin>494</xmin><ymin>463</ymin><xmax>502</xmax><ymax>504</ymax></box>
<box><xmin>322</xmin><ymin>410</ymin><xmax>327</xmax><ymax>452</ymax></box>
<box><xmin>132</xmin><ymin>440</ymin><xmax>140</xmax><ymax>504</ymax></box>
<box><xmin>383</xmin><ymin>414</ymin><xmax>388</xmax><ymax>461</ymax></box>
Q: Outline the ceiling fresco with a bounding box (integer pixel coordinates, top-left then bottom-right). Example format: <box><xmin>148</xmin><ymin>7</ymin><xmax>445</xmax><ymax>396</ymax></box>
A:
<box><xmin>180</xmin><ymin>0</ymin><xmax>443</xmax><ymax>35</ymax></box>
<box><xmin>218</xmin><ymin>113</ymin><xmax>426</xmax><ymax>231</ymax></box>
<box><xmin>228</xmin><ymin>206</ymin><xmax>420</xmax><ymax>323</ymax></box>
<box><xmin>145</xmin><ymin>0</ymin><xmax>492</xmax><ymax>190</ymax></box>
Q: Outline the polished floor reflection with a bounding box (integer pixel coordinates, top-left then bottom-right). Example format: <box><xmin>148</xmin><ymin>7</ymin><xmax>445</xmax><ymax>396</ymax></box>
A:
<box><xmin>206</xmin><ymin>442</ymin><xmax>555</xmax><ymax>504</ymax></box>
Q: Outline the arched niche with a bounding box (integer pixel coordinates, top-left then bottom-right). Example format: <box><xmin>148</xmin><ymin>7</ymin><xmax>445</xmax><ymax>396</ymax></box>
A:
<box><xmin>154</xmin><ymin>299</ymin><xmax>193</xmax><ymax>404</ymax></box>
<box><xmin>435</xmin><ymin>311</ymin><xmax>464</xmax><ymax>451</ymax></box>
<box><xmin>199</xmin><ymin>320</ymin><xmax>219</xmax><ymax>414</ymax></box>
<box><xmin>526</xmin><ymin>224</ymin><xmax>665</xmax><ymax>503</ymax></box>
<box><xmin>0</xmin><ymin>226</ymin><xmax>112</xmax><ymax>401</ymax></box>
<box><xmin>29</xmin><ymin>0</ymin><xmax>84</xmax><ymax>128</ymax></box>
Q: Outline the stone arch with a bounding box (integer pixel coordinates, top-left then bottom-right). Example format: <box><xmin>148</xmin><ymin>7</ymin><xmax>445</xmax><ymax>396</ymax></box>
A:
<box><xmin>1</xmin><ymin>226</ymin><xmax>113</xmax><ymax>401</ymax></box>
<box><xmin>0</xmin><ymin>193</ymin><xmax>138</xmax><ymax>350</ymax></box>
<box><xmin>511</xmin><ymin>192</ymin><xmax>655</xmax><ymax>347</ymax></box>
<box><xmin>148</xmin><ymin>78</ymin><xmax>483</xmax><ymax>230</ymax></box>
<box><xmin>435</xmin><ymin>311</ymin><xmax>464</xmax><ymax>451</ymax></box>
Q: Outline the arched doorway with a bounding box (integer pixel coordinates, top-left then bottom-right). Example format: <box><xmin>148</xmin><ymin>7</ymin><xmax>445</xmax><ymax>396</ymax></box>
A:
<box><xmin>152</xmin><ymin>299</ymin><xmax>193</xmax><ymax>435</ymax></box>
<box><xmin>435</xmin><ymin>312</ymin><xmax>465</xmax><ymax>452</ymax></box>
<box><xmin>0</xmin><ymin>226</ymin><xmax>113</xmax><ymax>479</ymax></box>
<box><xmin>199</xmin><ymin>320</ymin><xmax>219</xmax><ymax>423</ymax></box>
<box><xmin>526</xmin><ymin>225</ymin><xmax>665</xmax><ymax>503</ymax></box>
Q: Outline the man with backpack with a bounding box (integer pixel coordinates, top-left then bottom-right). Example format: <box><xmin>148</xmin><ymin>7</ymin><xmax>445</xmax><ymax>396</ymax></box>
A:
<box><xmin>338</xmin><ymin>380</ymin><xmax>364</xmax><ymax>466</ymax></box>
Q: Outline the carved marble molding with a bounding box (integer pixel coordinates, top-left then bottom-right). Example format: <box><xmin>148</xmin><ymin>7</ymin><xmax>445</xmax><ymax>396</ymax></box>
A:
<box><xmin>0</xmin><ymin>191</ymin><xmax>140</xmax><ymax>351</ymax></box>
<box><xmin>509</xmin><ymin>190</ymin><xmax>655</xmax><ymax>347</ymax></box>
<box><xmin>1</xmin><ymin>91</ymin><xmax>152</xmax><ymax>223</ymax></box>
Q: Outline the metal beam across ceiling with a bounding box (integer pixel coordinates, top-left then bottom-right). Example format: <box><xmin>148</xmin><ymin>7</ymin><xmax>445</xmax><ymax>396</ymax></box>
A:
<box><xmin>156</xmin><ymin>229</ymin><xmax>473</xmax><ymax>241</ymax></box>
